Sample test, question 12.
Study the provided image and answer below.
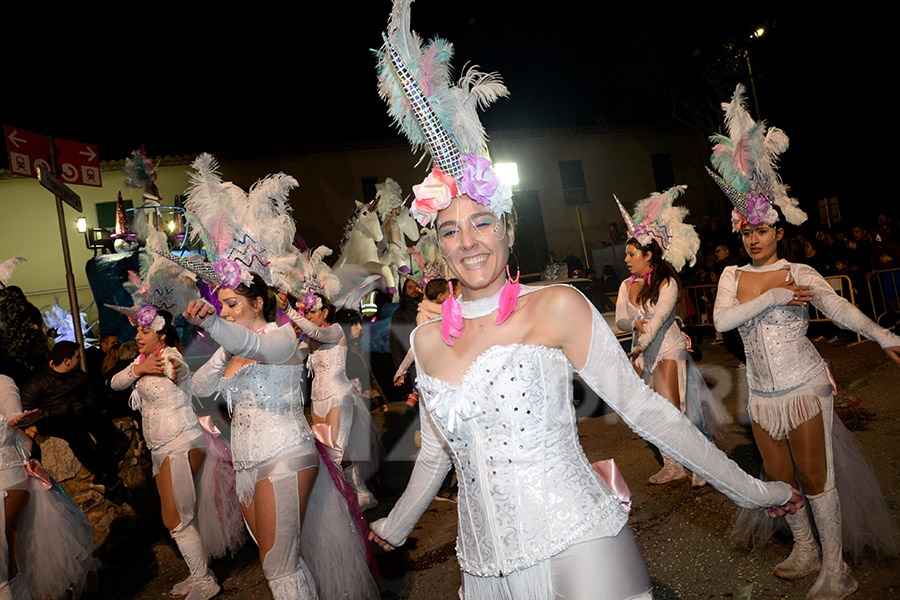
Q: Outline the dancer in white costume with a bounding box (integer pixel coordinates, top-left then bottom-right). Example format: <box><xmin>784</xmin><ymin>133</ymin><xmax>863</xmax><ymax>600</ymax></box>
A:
<box><xmin>370</xmin><ymin>6</ymin><xmax>802</xmax><ymax>597</ymax></box>
<box><xmin>614</xmin><ymin>187</ymin><xmax>726</xmax><ymax>486</ymax></box>
<box><xmin>283</xmin><ymin>293</ymin><xmax>380</xmax><ymax>511</ymax></box>
<box><xmin>163</xmin><ymin>154</ymin><xmax>377</xmax><ymax>600</ymax></box>
<box><xmin>109</xmin><ymin>307</ymin><xmax>243</xmax><ymax>600</ymax></box>
<box><xmin>0</xmin><ymin>372</ymin><xmax>93</xmax><ymax>600</ymax></box>
<box><xmin>709</xmin><ymin>85</ymin><xmax>900</xmax><ymax>600</ymax></box>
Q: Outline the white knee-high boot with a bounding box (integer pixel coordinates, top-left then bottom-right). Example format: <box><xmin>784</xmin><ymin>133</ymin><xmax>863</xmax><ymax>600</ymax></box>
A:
<box><xmin>807</xmin><ymin>488</ymin><xmax>857</xmax><ymax>599</ymax></box>
<box><xmin>262</xmin><ymin>475</ymin><xmax>318</xmax><ymax>600</ymax></box>
<box><xmin>774</xmin><ymin>507</ymin><xmax>820</xmax><ymax>580</ymax></box>
<box><xmin>171</xmin><ymin>524</ymin><xmax>219</xmax><ymax>600</ymax></box>
<box><xmin>648</xmin><ymin>453</ymin><xmax>686</xmax><ymax>484</ymax></box>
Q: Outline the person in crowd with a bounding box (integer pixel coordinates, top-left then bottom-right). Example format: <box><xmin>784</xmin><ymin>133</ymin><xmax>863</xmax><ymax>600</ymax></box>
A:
<box><xmin>19</xmin><ymin>341</ymin><xmax>129</xmax><ymax>504</ymax></box>
<box><xmin>335</xmin><ymin>309</ymin><xmax>388</xmax><ymax>412</ymax></box>
<box><xmin>390</xmin><ymin>277</ymin><xmax>423</xmax><ymax>406</ymax></box>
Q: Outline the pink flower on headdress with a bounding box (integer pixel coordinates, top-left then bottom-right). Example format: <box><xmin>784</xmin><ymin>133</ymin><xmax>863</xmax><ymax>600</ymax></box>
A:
<box><xmin>460</xmin><ymin>153</ymin><xmax>499</xmax><ymax>207</ymax></box>
<box><xmin>214</xmin><ymin>258</ymin><xmax>242</xmax><ymax>289</ymax></box>
<box><xmin>136</xmin><ymin>305</ymin><xmax>158</xmax><ymax>329</ymax></box>
<box><xmin>731</xmin><ymin>210</ymin><xmax>746</xmax><ymax>231</ymax></box>
<box><xmin>411</xmin><ymin>168</ymin><xmax>459</xmax><ymax>225</ymax></box>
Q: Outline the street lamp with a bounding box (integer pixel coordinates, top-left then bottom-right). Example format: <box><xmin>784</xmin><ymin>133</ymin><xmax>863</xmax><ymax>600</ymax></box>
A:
<box><xmin>76</xmin><ymin>217</ymin><xmax>87</xmax><ymax>233</ymax></box>
<box><xmin>495</xmin><ymin>162</ymin><xmax>519</xmax><ymax>188</ymax></box>
<box><xmin>745</xmin><ymin>27</ymin><xmax>765</xmax><ymax>117</ymax></box>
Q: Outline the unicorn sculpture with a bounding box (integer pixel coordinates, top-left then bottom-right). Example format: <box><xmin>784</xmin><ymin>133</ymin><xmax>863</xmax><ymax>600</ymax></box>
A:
<box><xmin>375</xmin><ymin>178</ymin><xmax>420</xmax><ymax>281</ymax></box>
<box><xmin>333</xmin><ymin>200</ymin><xmax>398</xmax><ymax>296</ymax></box>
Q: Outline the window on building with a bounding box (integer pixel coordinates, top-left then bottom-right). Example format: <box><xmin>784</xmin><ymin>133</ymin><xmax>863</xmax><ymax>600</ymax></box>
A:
<box><xmin>559</xmin><ymin>160</ymin><xmax>588</xmax><ymax>205</ymax></box>
<box><xmin>95</xmin><ymin>199</ymin><xmax>133</xmax><ymax>230</ymax></box>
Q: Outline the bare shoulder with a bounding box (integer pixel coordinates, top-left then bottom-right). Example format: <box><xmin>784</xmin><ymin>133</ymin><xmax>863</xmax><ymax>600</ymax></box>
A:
<box><xmin>521</xmin><ymin>285</ymin><xmax>592</xmax><ymax>322</ymax></box>
<box><xmin>412</xmin><ymin>320</ymin><xmax>443</xmax><ymax>364</ymax></box>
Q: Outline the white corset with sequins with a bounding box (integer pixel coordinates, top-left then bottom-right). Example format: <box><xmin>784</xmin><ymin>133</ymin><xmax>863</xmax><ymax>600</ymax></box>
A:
<box><xmin>737</xmin><ymin>302</ymin><xmax>824</xmax><ymax>393</ymax></box>
<box><xmin>220</xmin><ymin>363</ymin><xmax>315</xmax><ymax>471</ymax></box>
<box><xmin>416</xmin><ymin>344</ymin><xmax>626</xmax><ymax>577</ymax></box>
<box><xmin>307</xmin><ymin>345</ymin><xmax>354</xmax><ymax>404</ymax></box>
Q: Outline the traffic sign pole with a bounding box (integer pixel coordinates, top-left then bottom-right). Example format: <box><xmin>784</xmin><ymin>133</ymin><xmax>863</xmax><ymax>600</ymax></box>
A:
<box><xmin>48</xmin><ymin>137</ymin><xmax>87</xmax><ymax>371</ymax></box>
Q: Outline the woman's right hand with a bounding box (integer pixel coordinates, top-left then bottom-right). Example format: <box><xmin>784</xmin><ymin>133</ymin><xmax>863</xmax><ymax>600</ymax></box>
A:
<box><xmin>393</xmin><ymin>373</ymin><xmax>406</xmax><ymax>386</ymax></box>
<box><xmin>183</xmin><ymin>300</ymin><xmax>216</xmax><ymax>326</ymax></box>
<box><xmin>8</xmin><ymin>408</ymin><xmax>41</xmax><ymax>428</ymax></box>
<box><xmin>777</xmin><ymin>278</ymin><xmax>813</xmax><ymax>306</ymax></box>
<box><xmin>368</xmin><ymin>527</ymin><xmax>393</xmax><ymax>552</ymax></box>
<box><xmin>767</xmin><ymin>488</ymin><xmax>805</xmax><ymax>519</ymax></box>
<box><xmin>133</xmin><ymin>352</ymin><xmax>167</xmax><ymax>377</ymax></box>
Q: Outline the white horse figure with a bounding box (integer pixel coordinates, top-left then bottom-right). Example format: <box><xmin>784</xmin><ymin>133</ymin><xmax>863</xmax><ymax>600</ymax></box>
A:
<box><xmin>333</xmin><ymin>200</ymin><xmax>398</xmax><ymax>294</ymax></box>
<box><xmin>380</xmin><ymin>200</ymin><xmax>421</xmax><ymax>272</ymax></box>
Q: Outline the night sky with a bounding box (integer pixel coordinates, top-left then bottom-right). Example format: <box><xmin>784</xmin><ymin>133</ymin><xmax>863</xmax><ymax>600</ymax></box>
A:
<box><xmin>1</xmin><ymin>2</ymin><xmax>879</xmax><ymax>218</ymax></box>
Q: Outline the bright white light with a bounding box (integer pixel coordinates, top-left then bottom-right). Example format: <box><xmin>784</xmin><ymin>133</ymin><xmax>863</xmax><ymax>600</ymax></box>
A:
<box><xmin>76</xmin><ymin>217</ymin><xmax>87</xmax><ymax>233</ymax></box>
<box><xmin>752</xmin><ymin>27</ymin><xmax>765</xmax><ymax>38</ymax></box>
<box><xmin>167</xmin><ymin>220</ymin><xmax>176</xmax><ymax>233</ymax></box>
<box><xmin>495</xmin><ymin>162</ymin><xmax>519</xmax><ymax>187</ymax></box>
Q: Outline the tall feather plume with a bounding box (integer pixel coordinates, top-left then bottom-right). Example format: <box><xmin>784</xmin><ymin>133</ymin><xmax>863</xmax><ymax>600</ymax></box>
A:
<box><xmin>0</xmin><ymin>255</ymin><xmax>26</xmax><ymax>287</ymax></box>
<box><xmin>184</xmin><ymin>154</ymin><xmax>245</xmax><ymax>258</ymax></box>
<box><xmin>247</xmin><ymin>173</ymin><xmax>298</xmax><ymax>257</ymax></box>
<box><xmin>375</xmin><ymin>0</ymin><xmax>508</xmax><ymax>164</ymax></box>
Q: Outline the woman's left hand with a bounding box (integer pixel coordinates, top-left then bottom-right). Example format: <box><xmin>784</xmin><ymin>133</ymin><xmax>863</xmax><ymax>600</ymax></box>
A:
<box><xmin>183</xmin><ymin>300</ymin><xmax>216</xmax><ymax>326</ymax></box>
<box><xmin>8</xmin><ymin>408</ymin><xmax>41</xmax><ymax>428</ymax></box>
<box><xmin>884</xmin><ymin>346</ymin><xmax>900</xmax><ymax>366</ymax></box>
<box><xmin>626</xmin><ymin>344</ymin><xmax>644</xmax><ymax>360</ymax></box>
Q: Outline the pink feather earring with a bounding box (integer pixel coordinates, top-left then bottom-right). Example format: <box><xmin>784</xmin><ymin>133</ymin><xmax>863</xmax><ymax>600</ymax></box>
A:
<box><xmin>496</xmin><ymin>265</ymin><xmax>521</xmax><ymax>325</ymax></box>
<box><xmin>441</xmin><ymin>280</ymin><xmax>464</xmax><ymax>346</ymax></box>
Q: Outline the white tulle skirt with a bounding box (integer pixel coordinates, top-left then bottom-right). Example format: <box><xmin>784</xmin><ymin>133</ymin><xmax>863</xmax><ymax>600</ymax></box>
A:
<box><xmin>14</xmin><ymin>474</ymin><xmax>95</xmax><ymax>599</ymax></box>
<box><xmin>342</xmin><ymin>394</ymin><xmax>383</xmax><ymax>481</ymax></box>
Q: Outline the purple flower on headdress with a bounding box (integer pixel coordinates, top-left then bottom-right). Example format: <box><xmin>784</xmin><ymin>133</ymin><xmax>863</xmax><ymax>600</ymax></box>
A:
<box><xmin>302</xmin><ymin>292</ymin><xmax>322</xmax><ymax>312</ymax></box>
<box><xmin>460</xmin><ymin>153</ymin><xmax>499</xmax><ymax>207</ymax></box>
<box><xmin>214</xmin><ymin>258</ymin><xmax>242</xmax><ymax>289</ymax></box>
<box><xmin>136</xmin><ymin>305</ymin><xmax>158</xmax><ymax>329</ymax></box>
<box><xmin>746</xmin><ymin>194</ymin><xmax>772</xmax><ymax>225</ymax></box>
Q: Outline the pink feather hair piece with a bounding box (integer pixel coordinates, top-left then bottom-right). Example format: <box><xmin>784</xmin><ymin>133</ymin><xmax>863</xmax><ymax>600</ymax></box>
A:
<box><xmin>441</xmin><ymin>281</ymin><xmax>463</xmax><ymax>346</ymax></box>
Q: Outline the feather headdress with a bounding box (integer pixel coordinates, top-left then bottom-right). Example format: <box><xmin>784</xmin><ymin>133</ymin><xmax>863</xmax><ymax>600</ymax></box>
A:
<box><xmin>376</xmin><ymin>0</ymin><xmax>512</xmax><ymax>226</ymax></box>
<box><xmin>374</xmin><ymin>178</ymin><xmax>405</xmax><ymax>218</ymax></box>
<box><xmin>708</xmin><ymin>84</ymin><xmax>807</xmax><ymax>231</ymax></box>
<box><xmin>616</xmin><ymin>185</ymin><xmax>700</xmax><ymax>272</ymax></box>
<box><xmin>125</xmin><ymin>209</ymin><xmax>200</xmax><ymax>316</ymax></box>
<box><xmin>0</xmin><ymin>255</ymin><xmax>26</xmax><ymax>288</ymax></box>
<box><xmin>159</xmin><ymin>153</ymin><xmax>298</xmax><ymax>289</ymax></box>
<box><xmin>272</xmin><ymin>245</ymin><xmax>342</xmax><ymax>312</ymax></box>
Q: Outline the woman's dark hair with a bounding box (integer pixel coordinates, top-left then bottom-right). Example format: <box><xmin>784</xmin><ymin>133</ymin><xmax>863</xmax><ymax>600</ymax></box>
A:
<box><xmin>626</xmin><ymin>238</ymin><xmax>681</xmax><ymax>308</ymax></box>
<box><xmin>232</xmin><ymin>272</ymin><xmax>278</xmax><ymax>322</ymax></box>
<box><xmin>424</xmin><ymin>278</ymin><xmax>449</xmax><ymax>301</ymax></box>
<box><xmin>315</xmin><ymin>294</ymin><xmax>337</xmax><ymax>324</ymax></box>
<box><xmin>334</xmin><ymin>308</ymin><xmax>362</xmax><ymax>340</ymax></box>
<box><xmin>155</xmin><ymin>310</ymin><xmax>184</xmax><ymax>353</ymax></box>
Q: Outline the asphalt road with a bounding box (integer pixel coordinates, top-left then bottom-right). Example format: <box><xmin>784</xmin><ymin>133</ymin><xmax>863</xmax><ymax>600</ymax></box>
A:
<box><xmin>89</xmin><ymin>336</ymin><xmax>900</xmax><ymax>599</ymax></box>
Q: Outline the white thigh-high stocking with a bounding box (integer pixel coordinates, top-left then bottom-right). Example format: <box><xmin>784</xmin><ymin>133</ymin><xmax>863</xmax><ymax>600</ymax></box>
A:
<box><xmin>261</xmin><ymin>475</ymin><xmax>318</xmax><ymax>600</ymax></box>
<box><xmin>334</xmin><ymin>404</ymin><xmax>354</xmax><ymax>458</ymax></box>
<box><xmin>0</xmin><ymin>492</ymin><xmax>30</xmax><ymax>600</ymax></box>
<box><xmin>168</xmin><ymin>453</ymin><xmax>219</xmax><ymax>600</ymax></box>
<box><xmin>807</xmin><ymin>488</ymin><xmax>857</xmax><ymax>600</ymax></box>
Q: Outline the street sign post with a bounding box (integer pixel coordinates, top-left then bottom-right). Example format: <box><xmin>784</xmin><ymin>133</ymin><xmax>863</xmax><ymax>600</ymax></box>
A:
<box><xmin>4</xmin><ymin>125</ymin><xmax>102</xmax><ymax>187</ymax></box>
<box><xmin>37</xmin><ymin>167</ymin><xmax>82</xmax><ymax>212</ymax></box>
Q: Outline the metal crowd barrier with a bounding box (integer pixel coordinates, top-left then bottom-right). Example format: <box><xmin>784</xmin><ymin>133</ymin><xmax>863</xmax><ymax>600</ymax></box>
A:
<box><xmin>866</xmin><ymin>267</ymin><xmax>900</xmax><ymax>328</ymax></box>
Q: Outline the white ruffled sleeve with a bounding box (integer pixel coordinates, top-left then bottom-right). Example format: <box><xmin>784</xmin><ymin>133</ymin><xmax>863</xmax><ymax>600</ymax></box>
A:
<box><xmin>637</xmin><ymin>278</ymin><xmax>678</xmax><ymax>349</ymax></box>
<box><xmin>576</xmin><ymin>296</ymin><xmax>792</xmax><ymax>509</ymax></box>
<box><xmin>794</xmin><ymin>263</ymin><xmax>900</xmax><ymax>348</ymax></box>
<box><xmin>369</xmin><ymin>402</ymin><xmax>453</xmax><ymax>547</ymax></box>
<box><xmin>714</xmin><ymin>266</ymin><xmax>794</xmax><ymax>332</ymax></box>
<box><xmin>0</xmin><ymin>375</ymin><xmax>23</xmax><ymax>423</ymax></box>
<box><xmin>614</xmin><ymin>280</ymin><xmax>633</xmax><ymax>333</ymax></box>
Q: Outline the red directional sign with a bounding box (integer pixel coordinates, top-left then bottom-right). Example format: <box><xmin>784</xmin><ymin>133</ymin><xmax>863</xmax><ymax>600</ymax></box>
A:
<box><xmin>4</xmin><ymin>125</ymin><xmax>102</xmax><ymax>187</ymax></box>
